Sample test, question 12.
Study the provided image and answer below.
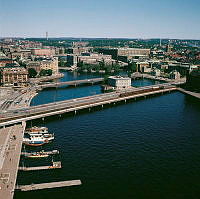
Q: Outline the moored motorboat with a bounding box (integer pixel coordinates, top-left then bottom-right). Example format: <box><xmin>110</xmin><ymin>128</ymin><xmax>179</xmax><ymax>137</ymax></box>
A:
<box><xmin>23</xmin><ymin>135</ymin><xmax>49</xmax><ymax>146</ymax></box>
<box><xmin>26</xmin><ymin>152</ymin><xmax>49</xmax><ymax>158</ymax></box>
<box><xmin>25</xmin><ymin>126</ymin><xmax>54</xmax><ymax>141</ymax></box>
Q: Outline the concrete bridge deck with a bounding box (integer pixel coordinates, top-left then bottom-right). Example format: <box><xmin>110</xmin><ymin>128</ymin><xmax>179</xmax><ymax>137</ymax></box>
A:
<box><xmin>37</xmin><ymin>78</ymin><xmax>104</xmax><ymax>88</ymax></box>
<box><xmin>0</xmin><ymin>124</ymin><xmax>25</xmax><ymax>199</ymax></box>
<box><xmin>177</xmin><ymin>88</ymin><xmax>200</xmax><ymax>99</ymax></box>
<box><xmin>0</xmin><ymin>84</ymin><xmax>177</xmax><ymax>127</ymax></box>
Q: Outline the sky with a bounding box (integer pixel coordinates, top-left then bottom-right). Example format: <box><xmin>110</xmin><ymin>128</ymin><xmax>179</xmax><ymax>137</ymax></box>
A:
<box><xmin>0</xmin><ymin>0</ymin><xmax>200</xmax><ymax>39</ymax></box>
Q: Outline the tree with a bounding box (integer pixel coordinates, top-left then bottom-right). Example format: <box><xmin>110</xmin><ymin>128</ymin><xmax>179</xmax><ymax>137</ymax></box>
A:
<box><xmin>59</xmin><ymin>60</ymin><xmax>65</xmax><ymax>67</ymax></box>
<box><xmin>128</xmin><ymin>62</ymin><xmax>137</xmax><ymax>72</ymax></box>
<box><xmin>112</xmin><ymin>64</ymin><xmax>120</xmax><ymax>72</ymax></box>
<box><xmin>39</xmin><ymin>69</ymin><xmax>47</xmax><ymax>76</ymax></box>
<box><xmin>105</xmin><ymin>65</ymin><xmax>112</xmax><ymax>74</ymax></box>
<box><xmin>28</xmin><ymin>68</ymin><xmax>37</xmax><ymax>78</ymax></box>
<box><xmin>46</xmin><ymin>69</ymin><xmax>52</xmax><ymax>76</ymax></box>
<box><xmin>103</xmin><ymin>75</ymin><xmax>110</xmax><ymax>84</ymax></box>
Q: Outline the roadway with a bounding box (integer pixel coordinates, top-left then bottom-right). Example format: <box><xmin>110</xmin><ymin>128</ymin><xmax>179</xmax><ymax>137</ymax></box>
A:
<box><xmin>0</xmin><ymin>87</ymin><xmax>37</xmax><ymax>111</ymax></box>
<box><xmin>0</xmin><ymin>83</ymin><xmax>176</xmax><ymax>127</ymax></box>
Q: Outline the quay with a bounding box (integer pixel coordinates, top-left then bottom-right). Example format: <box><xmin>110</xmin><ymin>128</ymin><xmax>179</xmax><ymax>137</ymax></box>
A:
<box><xmin>18</xmin><ymin>161</ymin><xmax>61</xmax><ymax>171</ymax></box>
<box><xmin>16</xmin><ymin>180</ymin><xmax>82</xmax><ymax>191</ymax></box>
<box><xmin>177</xmin><ymin>88</ymin><xmax>200</xmax><ymax>99</ymax></box>
<box><xmin>0</xmin><ymin>124</ymin><xmax>25</xmax><ymax>199</ymax></box>
<box><xmin>0</xmin><ymin>84</ymin><xmax>177</xmax><ymax>127</ymax></box>
<box><xmin>36</xmin><ymin>77</ymin><xmax>104</xmax><ymax>89</ymax></box>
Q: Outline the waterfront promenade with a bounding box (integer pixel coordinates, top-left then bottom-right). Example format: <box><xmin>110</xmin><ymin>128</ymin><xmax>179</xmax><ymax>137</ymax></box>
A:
<box><xmin>0</xmin><ymin>124</ymin><xmax>25</xmax><ymax>199</ymax></box>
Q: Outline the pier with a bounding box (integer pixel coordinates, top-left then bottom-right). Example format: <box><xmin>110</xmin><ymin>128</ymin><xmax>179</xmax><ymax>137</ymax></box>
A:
<box><xmin>19</xmin><ymin>161</ymin><xmax>61</xmax><ymax>171</ymax></box>
<box><xmin>16</xmin><ymin>180</ymin><xmax>82</xmax><ymax>191</ymax></box>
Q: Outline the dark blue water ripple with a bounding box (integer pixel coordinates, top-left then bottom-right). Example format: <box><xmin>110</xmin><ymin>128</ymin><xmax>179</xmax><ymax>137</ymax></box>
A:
<box><xmin>15</xmin><ymin>74</ymin><xmax>200</xmax><ymax>199</ymax></box>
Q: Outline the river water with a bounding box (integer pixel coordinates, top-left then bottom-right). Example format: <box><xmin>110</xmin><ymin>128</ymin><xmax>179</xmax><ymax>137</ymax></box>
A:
<box><xmin>14</xmin><ymin>71</ymin><xmax>200</xmax><ymax>199</ymax></box>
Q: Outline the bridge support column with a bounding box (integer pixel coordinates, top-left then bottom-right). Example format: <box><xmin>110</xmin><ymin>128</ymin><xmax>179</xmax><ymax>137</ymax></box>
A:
<box><xmin>42</xmin><ymin>117</ymin><xmax>45</xmax><ymax>121</ymax></box>
<box><xmin>89</xmin><ymin>108</ymin><xmax>91</xmax><ymax>112</ymax></box>
<box><xmin>125</xmin><ymin>99</ymin><xmax>126</xmax><ymax>103</ymax></box>
<box><xmin>74</xmin><ymin>110</ymin><xmax>77</xmax><ymax>115</ymax></box>
<box><xmin>101</xmin><ymin>105</ymin><xmax>104</xmax><ymax>108</ymax></box>
<box><xmin>59</xmin><ymin>114</ymin><xmax>62</xmax><ymax>118</ymax></box>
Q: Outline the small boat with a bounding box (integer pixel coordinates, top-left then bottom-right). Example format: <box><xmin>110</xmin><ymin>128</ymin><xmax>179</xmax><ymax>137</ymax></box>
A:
<box><xmin>21</xmin><ymin>150</ymin><xmax>59</xmax><ymax>158</ymax></box>
<box><xmin>24</xmin><ymin>126</ymin><xmax>54</xmax><ymax>142</ymax></box>
<box><xmin>26</xmin><ymin>152</ymin><xmax>49</xmax><ymax>158</ymax></box>
<box><xmin>25</xmin><ymin>126</ymin><xmax>54</xmax><ymax>141</ymax></box>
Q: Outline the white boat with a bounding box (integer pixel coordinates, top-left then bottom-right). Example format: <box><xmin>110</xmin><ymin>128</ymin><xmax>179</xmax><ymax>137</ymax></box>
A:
<box><xmin>25</xmin><ymin>126</ymin><xmax>54</xmax><ymax>141</ymax></box>
<box><xmin>23</xmin><ymin>135</ymin><xmax>50</xmax><ymax>146</ymax></box>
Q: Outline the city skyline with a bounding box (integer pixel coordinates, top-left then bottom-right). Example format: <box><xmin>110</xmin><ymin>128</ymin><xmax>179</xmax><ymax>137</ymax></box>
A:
<box><xmin>0</xmin><ymin>0</ymin><xmax>200</xmax><ymax>39</ymax></box>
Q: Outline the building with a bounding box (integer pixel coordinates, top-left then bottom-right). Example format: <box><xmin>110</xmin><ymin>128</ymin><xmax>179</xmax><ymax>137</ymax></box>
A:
<box><xmin>26</xmin><ymin>57</ymin><xmax>58</xmax><ymax>74</ymax></box>
<box><xmin>26</xmin><ymin>61</ymin><xmax>41</xmax><ymax>73</ymax></box>
<box><xmin>72</xmin><ymin>41</ymin><xmax>89</xmax><ymax>48</ymax></box>
<box><xmin>151</xmin><ymin>68</ymin><xmax>161</xmax><ymax>77</ymax></box>
<box><xmin>31</xmin><ymin>48</ymin><xmax>55</xmax><ymax>56</ymax></box>
<box><xmin>78</xmin><ymin>53</ymin><xmax>113</xmax><ymax>65</ymax></box>
<box><xmin>0</xmin><ymin>64</ymin><xmax>28</xmax><ymax>87</ymax></box>
<box><xmin>98</xmin><ymin>48</ymin><xmax>150</xmax><ymax>61</ymax></box>
<box><xmin>66</xmin><ymin>47</ymin><xmax>92</xmax><ymax>55</ymax></box>
<box><xmin>135</xmin><ymin>61</ymin><xmax>150</xmax><ymax>73</ymax></box>
<box><xmin>169</xmin><ymin>70</ymin><xmax>181</xmax><ymax>80</ymax></box>
<box><xmin>108</xmin><ymin>76</ymin><xmax>131</xmax><ymax>90</ymax></box>
<box><xmin>168</xmin><ymin>63</ymin><xmax>192</xmax><ymax>76</ymax></box>
<box><xmin>0</xmin><ymin>58</ymin><xmax>13</xmax><ymax>67</ymax></box>
<box><xmin>166</xmin><ymin>44</ymin><xmax>172</xmax><ymax>53</ymax></box>
<box><xmin>66</xmin><ymin>55</ymin><xmax>78</xmax><ymax>67</ymax></box>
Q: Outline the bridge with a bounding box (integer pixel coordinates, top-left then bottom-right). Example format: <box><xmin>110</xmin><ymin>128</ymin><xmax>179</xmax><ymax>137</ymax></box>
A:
<box><xmin>36</xmin><ymin>78</ymin><xmax>104</xmax><ymax>89</ymax></box>
<box><xmin>0</xmin><ymin>83</ymin><xmax>177</xmax><ymax>127</ymax></box>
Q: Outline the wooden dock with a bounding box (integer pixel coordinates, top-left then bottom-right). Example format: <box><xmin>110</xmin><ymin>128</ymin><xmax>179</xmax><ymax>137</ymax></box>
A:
<box><xmin>18</xmin><ymin>161</ymin><xmax>61</xmax><ymax>171</ymax></box>
<box><xmin>16</xmin><ymin>180</ymin><xmax>82</xmax><ymax>191</ymax></box>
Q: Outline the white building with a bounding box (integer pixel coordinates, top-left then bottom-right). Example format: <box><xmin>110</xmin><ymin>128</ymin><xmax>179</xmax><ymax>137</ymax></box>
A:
<box><xmin>108</xmin><ymin>76</ymin><xmax>131</xmax><ymax>90</ymax></box>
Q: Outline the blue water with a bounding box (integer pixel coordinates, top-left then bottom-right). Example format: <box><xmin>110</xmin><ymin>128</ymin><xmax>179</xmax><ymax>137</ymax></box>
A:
<box><xmin>15</xmin><ymin>72</ymin><xmax>200</xmax><ymax>199</ymax></box>
<box><xmin>32</xmin><ymin>71</ymin><xmax>159</xmax><ymax>106</ymax></box>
